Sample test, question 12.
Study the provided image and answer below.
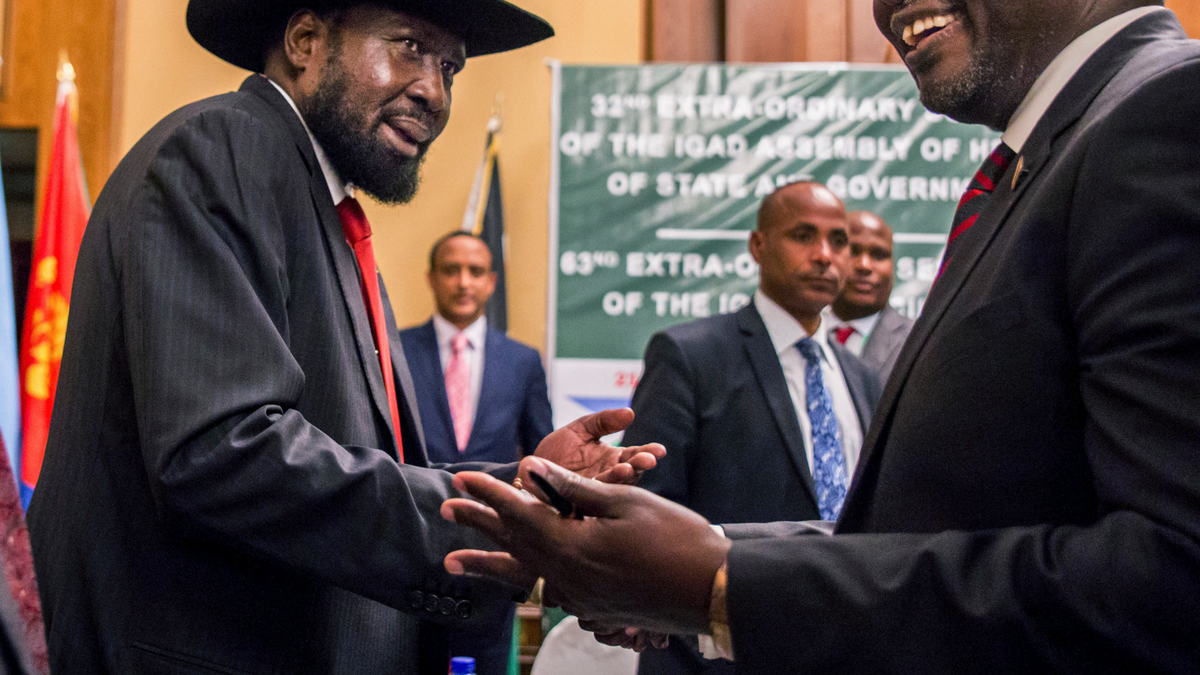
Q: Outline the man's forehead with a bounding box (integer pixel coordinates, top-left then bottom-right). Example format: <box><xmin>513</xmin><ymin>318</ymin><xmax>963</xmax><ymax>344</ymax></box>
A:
<box><xmin>848</xmin><ymin>212</ymin><xmax>892</xmax><ymax>239</ymax></box>
<box><xmin>340</xmin><ymin>5</ymin><xmax>467</xmax><ymax>52</ymax></box>
<box><xmin>762</xmin><ymin>185</ymin><xmax>845</xmax><ymax>228</ymax></box>
<box><xmin>437</xmin><ymin>236</ymin><xmax>492</xmax><ymax>262</ymax></box>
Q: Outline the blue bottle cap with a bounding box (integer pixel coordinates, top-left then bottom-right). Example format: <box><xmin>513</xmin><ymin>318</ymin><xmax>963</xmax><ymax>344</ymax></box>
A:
<box><xmin>450</xmin><ymin>656</ymin><xmax>476</xmax><ymax>674</ymax></box>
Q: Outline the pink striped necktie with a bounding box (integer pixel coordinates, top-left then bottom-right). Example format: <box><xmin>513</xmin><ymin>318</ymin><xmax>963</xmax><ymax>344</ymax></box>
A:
<box><xmin>446</xmin><ymin>332</ymin><xmax>472</xmax><ymax>452</ymax></box>
<box><xmin>938</xmin><ymin>143</ymin><xmax>1016</xmax><ymax>278</ymax></box>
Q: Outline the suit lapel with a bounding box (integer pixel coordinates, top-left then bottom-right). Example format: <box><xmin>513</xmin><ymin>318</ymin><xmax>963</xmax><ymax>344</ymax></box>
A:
<box><xmin>241</xmin><ymin>75</ymin><xmax>399</xmax><ymax>458</ymax></box>
<box><xmin>415</xmin><ymin>321</ymin><xmax>457</xmax><ymax>453</ymax></box>
<box><xmin>830</xmin><ymin>342</ymin><xmax>872</xmax><ymax>432</ymax></box>
<box><xmin>738</xmin><ymin>306</ymin><xmax>819</xmax><ymax>508</ymax></box>
<box><xmin>858</xmin><ymin>310</ymin><xmax>891</xmax><ymax>369</ymax></box>
<box><xmin>469</xmin><ymin>329</ymin><xmax>504</xmax><ymax>454</ymax></box>
<box><xmin>381</xmin><ymin>288</ymin><xmax>428</xmax><ymax>461</ymax></box>
<box><xmin>844</xmin><ymin>15</ymin><xmax>1165</xmax><ymax>518</ymax></box>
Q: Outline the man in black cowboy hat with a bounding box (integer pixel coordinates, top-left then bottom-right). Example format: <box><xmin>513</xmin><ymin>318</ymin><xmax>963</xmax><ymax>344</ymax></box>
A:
<box><xmin>25</xmin><ymin>2</ymin><xmax>663</xmax><ymax>674</ymax></box>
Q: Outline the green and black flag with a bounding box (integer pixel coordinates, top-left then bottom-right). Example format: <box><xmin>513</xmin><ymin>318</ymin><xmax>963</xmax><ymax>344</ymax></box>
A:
<box><xmin>462</xmin><ymin>112</ymin><xmax>507</xmax><ymax>333</ymax></box>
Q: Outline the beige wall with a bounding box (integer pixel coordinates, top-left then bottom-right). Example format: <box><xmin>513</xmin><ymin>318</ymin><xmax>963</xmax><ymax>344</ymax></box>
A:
<box><xmin>1166</xmin><ymin>0</ymin><xmax>1200</xmax><ymax>38</ymax></box>
<box><xmin>117</xmin><ymin>0</ymin><xmax>643</xmax><ymax>356</ymax></box>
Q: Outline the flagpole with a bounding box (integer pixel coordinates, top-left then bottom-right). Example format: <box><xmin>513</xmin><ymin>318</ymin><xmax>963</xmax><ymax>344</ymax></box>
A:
<box><xmin>461</xmin><ymin>94</ymin><xmax>509</xmax><ymax>332</ymax></box>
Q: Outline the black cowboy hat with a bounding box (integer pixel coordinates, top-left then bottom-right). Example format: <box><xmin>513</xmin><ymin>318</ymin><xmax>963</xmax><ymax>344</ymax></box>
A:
<box><xmin>187</xmin><ymin>0</ymin><xmax>554</xmax><ymax>72</ymax></box>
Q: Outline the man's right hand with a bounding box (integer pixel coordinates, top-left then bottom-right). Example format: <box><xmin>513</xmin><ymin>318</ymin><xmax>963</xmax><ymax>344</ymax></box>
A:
<box><xmin>532</xmin><ymin>408</ymin><xmax>664</xmax><ymax>484</ymax></box>
<box><xmin>441</xmin><ymin>456</ymin><xmax>731</xmax><ymax>635</ymax></box>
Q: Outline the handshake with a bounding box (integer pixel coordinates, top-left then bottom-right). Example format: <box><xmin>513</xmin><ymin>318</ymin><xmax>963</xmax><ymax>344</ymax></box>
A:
<box><xmin>440</xmin><ymin>408</ymin><xmax>732</xmax><ymax>652</ymax></box>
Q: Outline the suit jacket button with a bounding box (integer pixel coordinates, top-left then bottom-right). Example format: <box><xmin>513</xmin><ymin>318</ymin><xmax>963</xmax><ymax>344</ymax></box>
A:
<box><xmin>407</xmin><ymin>591</ymin><xmax>424</xmax><ymax>609</ymax></box>
<box><xmin>439</xmin><ymin>597</ymin><xmax>457</xmax><ymax>616</ymax></box>
<box><xmin>424</xmin><ymin>594</ymin><xmax>440</xmax><ymax>613</ymax></box>
<box><xmin>455</xmin><ymin>601</ymin><xmax>472</xmax><ymax>619</ymax></box>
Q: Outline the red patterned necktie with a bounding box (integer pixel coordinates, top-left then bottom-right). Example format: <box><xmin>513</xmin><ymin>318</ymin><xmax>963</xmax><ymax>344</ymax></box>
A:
<box><xmin>939</xmin><ymin>143</ymin><xmax>1017</xmax><ymax>277</ymax></box>
<box><xmin>337</xmin><ymin>197</ymin><xmax>404</xmax><ymax>463</ymax></box>
<box><xmin>0</xmin><ymin>437</ymin><xmax>46</xmax><ymax>674</ymax></box>
<box><xmin>833</xmin><ymin>325</ymin><xmax>856</xmax><ymax>345</ymax></box>
<box><xmin>445</xmin><ymin>332</ymin><xmax>472</xmax><ymax>452</ymax></box>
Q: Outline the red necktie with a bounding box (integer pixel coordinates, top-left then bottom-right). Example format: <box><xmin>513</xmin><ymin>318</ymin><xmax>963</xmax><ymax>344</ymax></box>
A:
<box><xmin>833</xmin><ymin>325</ymin><xmax>856</xmax><ymax>345</ymax></box>
<box><xmin>337</xmin><ymin>197</ymin><xmax>404</xmax><ymax>463</ymax></box>
<box><xmin>445</xmin><ymin>332</ymin><xmax>472</xmax><ymax>452</ymax></box>
<box><xmin>939</xmin><ymin>143</ymin><xmax>1016</xmax><ymax>277</ymax></box>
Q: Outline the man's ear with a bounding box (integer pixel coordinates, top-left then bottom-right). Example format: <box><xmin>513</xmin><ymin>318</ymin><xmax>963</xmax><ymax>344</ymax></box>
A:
<box><xmin>748</xmin><ymin>230</ymin><xmax>764</xmax><ymax>264</ymax></box>
<box><xmin>283</xmin><ymin>10</ymin><xmax>326</xmax><ymax>71</ymax></box>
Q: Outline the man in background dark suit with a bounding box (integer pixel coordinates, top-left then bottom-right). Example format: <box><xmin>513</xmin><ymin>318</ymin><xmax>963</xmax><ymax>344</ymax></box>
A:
<box><xmin>25</xmin><ymin>2</ymin><xmax>660</xmax><ymax>674</ymax></box>
<box><xmin>625</xmin><ymin>181</ymin><xmax>880</xmax><ymax>675</ymax></box>
<box><xmin>440</xmin><ymin>2</ymin><xmax>1200</xmax><ymax>672</ymax></box>
<box><xmin>829</xmin><ymin>211</ymin><xmax>914</xmax><ymax>384</ymax></box>
<box><xmin>401</xmin><ymin>231</ymin><xmax>553</xmax><ymax>675</ymax></box>
<box><xmin>402</xmin><ymin>232</ymin><xmax>553</xmax><ymax>467</ymax></box>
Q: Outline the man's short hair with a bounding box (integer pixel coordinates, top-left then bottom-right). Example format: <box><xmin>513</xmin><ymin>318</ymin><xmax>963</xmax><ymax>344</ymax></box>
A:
<box><xmin>428</xmin><ymin>230</ymin><xmax>489</xmax><ymax>270</ymax></box>
<box><xmin>756</xmin><ymin>180</ymin><xmax>824</xmax><ymax>231</ymax></box>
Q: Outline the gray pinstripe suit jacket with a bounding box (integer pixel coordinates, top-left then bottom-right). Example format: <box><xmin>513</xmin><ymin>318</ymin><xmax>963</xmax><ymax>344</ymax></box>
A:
<box><xmin>28</xmin><ymin>75</ymin><xmax>517</xmax><ymax>675</ymax></box>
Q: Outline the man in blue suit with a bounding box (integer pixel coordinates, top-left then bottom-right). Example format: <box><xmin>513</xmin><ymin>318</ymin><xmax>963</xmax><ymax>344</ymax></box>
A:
<box><xmin>625</xmin><ymin>181</ymin><xmax>881</xmax><ymax>675</ymax></box>
<box><xmin>401</xmin><ymin>231</ymin><xmax>553</xmax><ymax>675</ymax></box>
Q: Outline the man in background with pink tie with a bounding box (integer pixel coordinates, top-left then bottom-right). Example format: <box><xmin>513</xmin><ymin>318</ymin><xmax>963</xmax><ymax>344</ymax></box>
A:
<box><xmin>401</xmin><ymin>230</ymin><xmax>553</xmax><ymax>675</ymax></box>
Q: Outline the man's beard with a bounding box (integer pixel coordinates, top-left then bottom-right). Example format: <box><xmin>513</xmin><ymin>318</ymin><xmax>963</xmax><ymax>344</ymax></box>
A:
<box><xmin>917</xmin><ymin>54</ymin><xmax>992</xmax><ymax>122</ymax></box>
<box><xmin>300</xmin><ymin>57</ymin><xmax>425</xmax><ymax>205</ymax></box>
<box><xmin>915</xmin><ymin>31</ymin><xmax>1033</xmax><ymax>130</ymax></box>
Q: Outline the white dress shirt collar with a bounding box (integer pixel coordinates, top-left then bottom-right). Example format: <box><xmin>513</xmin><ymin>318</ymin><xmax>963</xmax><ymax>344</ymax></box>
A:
<box><xmin>264</xmin><ymin>76</ymin><xmax>351</xmax><ymax>205</ymax></box>
<box><xmin>754</xmin><ymin>290</ymin><xmax>864</xmax><ymax>485</ymax></box>
<box><xmin>1002</xmin><ymin>6</ymin><xmax>1167</xmax><ymax>152</ymax></box>
<box><xmin>754</xmin><ymin>291</ymin><xmax>835</xmax><ymax>363</ymax></box>
<box><xmin>433</xmin><ymin>314</ymin><xmax>488</xmax><ymax>353</ymax></box>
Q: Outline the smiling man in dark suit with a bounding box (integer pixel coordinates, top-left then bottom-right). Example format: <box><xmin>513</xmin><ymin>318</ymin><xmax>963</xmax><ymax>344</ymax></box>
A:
<box><xmin>401</xmin><ymin>231</ymin><xmax>553</xmax><ymax>675</ymax></box>
<box><xmin>829</xmin><ymin>211</ymin><xmax>914</xmax><ymax>384</ymax></box>
<box><xmin>23</xmin><ymin>2</ymin><xmax>664</xmax><ymax>674</ymax></box>
<box><xmin>625</xmin><ymin>181</ymin><xmax>880</xmax><ymax>675</ymax></box>
<box><xmin>441</xmin><ymin>1</ymin><xmax>1200</xmax><ymax>672</ymax></box>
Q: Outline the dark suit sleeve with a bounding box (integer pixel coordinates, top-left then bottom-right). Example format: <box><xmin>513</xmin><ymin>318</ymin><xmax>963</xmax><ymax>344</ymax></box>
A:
<box><xmin>726</xmin><ymin>61</ymin><xmax>1200</xmax><ymax>672</ymax></box>
<box><xmin>722</xmin><ymin>522</ymin><xmax>828</xmax><ymax>540</ymax></box>
<box><xmin>122</xmin><ymin>110</ymin><xmax>516</xmax><ymax>629</ymax></box>
<box><xmin>622</xmin><ymin>332</ymin><xmax>696</xmax><ymax>505</ymax></box>
<box><xmin>517</xmin><ymin>349</ymin><xmax>553</xmax><ymax>456</ymax></box>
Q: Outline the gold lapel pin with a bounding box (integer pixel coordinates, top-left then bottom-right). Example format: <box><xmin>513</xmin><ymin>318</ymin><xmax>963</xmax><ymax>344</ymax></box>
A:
<box><xmin>1012</xmin><ymin>155</ymin><xmax>1026</xmax><ymax>191</ymax></box>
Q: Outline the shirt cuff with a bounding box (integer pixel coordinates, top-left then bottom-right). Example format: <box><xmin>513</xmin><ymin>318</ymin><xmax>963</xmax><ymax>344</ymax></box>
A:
<box><xmin>699</xmin><ymin>561</ymin><xmax>733</xmax><ymax>660</ymax></box>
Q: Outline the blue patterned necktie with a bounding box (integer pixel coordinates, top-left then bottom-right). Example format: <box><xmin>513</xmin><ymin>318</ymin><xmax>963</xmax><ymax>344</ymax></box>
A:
<box><xmin>797</xmin><ymin>338</ymin><xmax>848</xmax><ymax>521</ymax></box>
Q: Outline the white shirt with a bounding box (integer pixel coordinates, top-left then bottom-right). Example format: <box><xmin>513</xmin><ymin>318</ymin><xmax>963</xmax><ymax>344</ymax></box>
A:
<box><xmin>825</xmin><ymin>308</ymin><xmax>882</xmax><ymax>358</ymax></box>
<box><xmin>754</xmin><ymin>291</ymin><xmax>863</xmax><ymax>480</ymax></box>
<box><xmin>433</xmin><ymin>314</ymin><xmax>487</xmax><ymax>429</ymax></box>
<box><xmin>1002</xmin><ymin>6</ymin><xmax>1167</xmax><ymax>152</ymax></box>
<box><xmin>265</xmin><ymin>76</ymin><xmax>349</xmax><ymax>204</ymax></box>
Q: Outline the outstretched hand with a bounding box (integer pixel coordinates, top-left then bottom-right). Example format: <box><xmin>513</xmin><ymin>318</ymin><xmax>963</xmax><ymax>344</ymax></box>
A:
<box><xmin>532</xmin><ymin>408</ymin><xmax>664</xmax><ymax>484</ymax></box>
<box><xmin>580</xmin><ymin>623</ymin><xmax>671</xmax><ymax>652</ymax></box>
<box><xmin>441</xmin><ymin>456</ymin><xmax>730</xmax><ymax>635</ymax></box>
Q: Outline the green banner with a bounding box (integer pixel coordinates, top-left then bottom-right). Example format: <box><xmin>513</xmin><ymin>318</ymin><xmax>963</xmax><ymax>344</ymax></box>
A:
<box><xmin>547</xmin><ymin>63</ymin><xmax>996</xmax><ymax>426</ymax></box>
